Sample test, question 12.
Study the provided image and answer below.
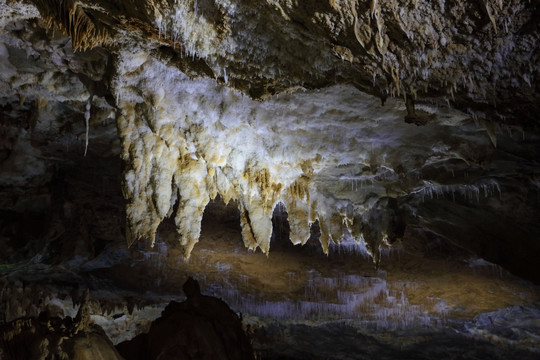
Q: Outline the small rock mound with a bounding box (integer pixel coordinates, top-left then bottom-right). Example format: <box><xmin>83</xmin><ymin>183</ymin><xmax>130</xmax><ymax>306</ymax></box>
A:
<box><xmin>117</xmin><ymin>277</ymin><xmax>255</xmax><ymax>360</ymax></box>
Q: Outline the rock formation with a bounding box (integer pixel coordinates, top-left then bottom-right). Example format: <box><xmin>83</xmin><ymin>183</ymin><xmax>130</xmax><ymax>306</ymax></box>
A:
<box><xmin>0</xmin><ymin>290</ymin><xmax>124</xmax><ymax>360</ymax></box>
<box><xmin>2</xmin><ymin>0</ymin><xmax>538</xmax><ymax>280</ymax></box>
<box><xmin>0</xmin><ymin>1</ymin><xmax>539</xmax><ymax>358</ymax></box>
<box><xmin>117</xmin><ymin>277</ymin><xmax>255</xmax><ymax>360</ymax></box>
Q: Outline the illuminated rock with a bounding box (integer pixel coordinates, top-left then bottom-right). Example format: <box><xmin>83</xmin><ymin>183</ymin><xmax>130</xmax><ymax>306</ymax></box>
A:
<box><xmin>0</xmin><ymin>0</ymin><xmax>539</xmax><ymax>279</ymax></box>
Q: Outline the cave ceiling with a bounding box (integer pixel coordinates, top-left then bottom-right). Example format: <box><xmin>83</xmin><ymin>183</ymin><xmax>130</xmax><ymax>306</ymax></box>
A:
<box><xmin>1</xmin><ymin>0</ymin><xmax>539</xmax><ymax>282</ymax></box>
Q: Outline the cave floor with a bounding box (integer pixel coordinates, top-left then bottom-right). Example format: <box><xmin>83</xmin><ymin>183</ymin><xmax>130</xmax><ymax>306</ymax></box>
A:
<box><xmin>116</xmin><ymin>210</ymin><xmax>540</xmax><ymax>321</ymax></box>
<box><xmin>2</xmin><ymin>202</ymin><xmax>540</xmax><ymax>359</ymax></box>
<box><xmin>94</xmin><ymin>204</ymin><xmax>540</xmax><ymax>358</ymax></box>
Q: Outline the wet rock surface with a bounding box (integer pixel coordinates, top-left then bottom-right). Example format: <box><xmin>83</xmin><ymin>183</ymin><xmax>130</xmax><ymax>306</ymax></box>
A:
<box><xmin>255</xmin><ymin>315</ymin><xmax>540</xmax><ymax>360</ymax></box>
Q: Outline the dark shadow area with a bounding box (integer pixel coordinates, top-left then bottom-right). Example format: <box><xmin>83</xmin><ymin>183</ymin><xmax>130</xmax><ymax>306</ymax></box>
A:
<box><xmin>117</xmin><ymin>277</ymin><xmax>255</xmax><ymax>360</ymax></box>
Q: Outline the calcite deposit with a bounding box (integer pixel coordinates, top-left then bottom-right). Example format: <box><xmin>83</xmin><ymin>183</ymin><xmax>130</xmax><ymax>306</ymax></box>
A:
<box><xmin>0</xmin><ymin>1</ymin><xmax>539</xmax><ymax>358</ymax></box>
<box><xmin>0</xmin><ymin>290</ymin><xmax>124</xmax><ymax>360</ymax></box>
<box><xmin>0</xmin><ymin>0</ymin><xmax>538</xmax><ymax>276</ymax></box>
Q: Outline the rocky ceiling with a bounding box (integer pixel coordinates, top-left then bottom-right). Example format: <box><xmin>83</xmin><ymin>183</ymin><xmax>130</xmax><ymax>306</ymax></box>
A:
<box><xmin>1</xmin><ymin>0</ymin><xmax>539</xmax><ymax>284</ymax></box>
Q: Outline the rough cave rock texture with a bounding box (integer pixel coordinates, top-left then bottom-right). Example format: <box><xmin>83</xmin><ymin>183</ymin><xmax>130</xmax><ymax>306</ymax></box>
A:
<box><xmin>0</xmin><ymin>290</ymin><xmax>124</xmax><ymax>360</ymax></box>
<box><xmin>1</xmin><ymin>1</ymin><xmax>539</xmax><ymax>279</ymax></box>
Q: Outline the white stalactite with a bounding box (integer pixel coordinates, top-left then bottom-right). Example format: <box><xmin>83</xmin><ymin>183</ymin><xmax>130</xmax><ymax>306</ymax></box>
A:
<box><xmin>112</xmin><ymin>46</ymin><xmax>493</xmax><ymax>259</ymax></box>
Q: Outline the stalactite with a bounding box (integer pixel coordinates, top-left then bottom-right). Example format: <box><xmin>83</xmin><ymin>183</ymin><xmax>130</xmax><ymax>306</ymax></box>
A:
<box><xmin>484</xmin><ymin>1</ymin><xmax>499</xmax><ymax>34</ymax></box>
<box><xmin>32</xmin><ymin>0</ymin><xmax>111</xmax><ymax>51</ymax></box>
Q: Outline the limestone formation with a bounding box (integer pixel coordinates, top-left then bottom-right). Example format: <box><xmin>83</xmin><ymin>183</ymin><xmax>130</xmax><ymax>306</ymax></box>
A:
<box><xmin>0</xmin><ymin>290</ymin><xmax>124</xmax><ymax>360</ymax></box>
<box><xmin>0</xmin><ymin>0</ymin><xmax>539</xmax><ymax>279</ymax></box>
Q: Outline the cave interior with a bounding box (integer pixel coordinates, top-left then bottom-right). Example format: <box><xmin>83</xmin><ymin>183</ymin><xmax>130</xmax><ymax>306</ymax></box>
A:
<box><xmin>0</xmin><ymin>0</ymin><xmax>540</xmax><ymax>359</ymax></box>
